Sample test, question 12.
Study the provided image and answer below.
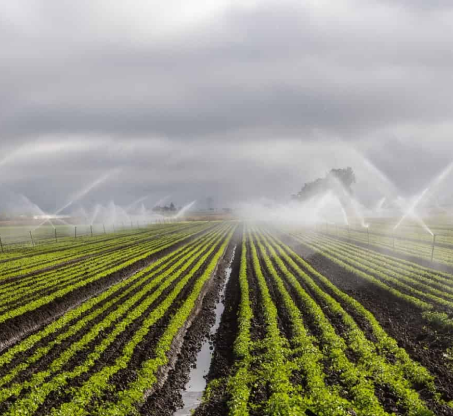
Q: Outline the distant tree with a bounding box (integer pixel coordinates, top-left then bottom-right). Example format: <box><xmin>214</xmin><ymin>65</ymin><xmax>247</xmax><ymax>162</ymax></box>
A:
<box><xmin>152</xmin><ymin>203</ymin><xmax>174</xmax><ymax>213</ymax></box>
<box><xmin>330</xmin><ymin>167</ymin><xmax>355</xmax><ymax>193</ymax></box>
<box><xmin>293</xmin><ymin>167</ymin><xmax>356</xmax><ymax>202</ymax></box>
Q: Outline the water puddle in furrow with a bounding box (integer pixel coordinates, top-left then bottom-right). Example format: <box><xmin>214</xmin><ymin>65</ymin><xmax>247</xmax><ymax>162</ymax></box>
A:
<box><xmin>174</xmin><ymin>245</ymin><xmax>236</xmax><ymax>416</ymax></box>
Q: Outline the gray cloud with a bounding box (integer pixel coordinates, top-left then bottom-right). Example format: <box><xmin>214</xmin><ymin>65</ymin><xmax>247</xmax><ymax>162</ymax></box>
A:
<box><xmin>1</xmin><ymin>0</ymin><xmax>453</xmax><ymax>210</ymax></box>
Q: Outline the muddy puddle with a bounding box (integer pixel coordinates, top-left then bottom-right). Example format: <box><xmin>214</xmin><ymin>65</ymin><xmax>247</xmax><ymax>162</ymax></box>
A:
<box><xmin>174</xmin><ymin>246</ymin><xmax>236</xmax><ymax>416</ymax></box>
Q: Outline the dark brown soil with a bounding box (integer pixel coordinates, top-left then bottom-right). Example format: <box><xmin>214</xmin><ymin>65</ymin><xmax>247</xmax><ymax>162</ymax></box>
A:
<box><xmin>193</xmin><ymin>231</ymin><xmax>242</xmax><ymax>416</ymax></box>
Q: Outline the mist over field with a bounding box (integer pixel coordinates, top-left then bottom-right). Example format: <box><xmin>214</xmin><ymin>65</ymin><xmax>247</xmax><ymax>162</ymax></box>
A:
<box><xmin>1</xmin><ymin>0</ymin><xmax>453</xmax><ymax>219</ymax></box>
<box><xmin>3</xmin><ymin>4</ymin><xmax>453</xmax><ymax>415</ymax></box>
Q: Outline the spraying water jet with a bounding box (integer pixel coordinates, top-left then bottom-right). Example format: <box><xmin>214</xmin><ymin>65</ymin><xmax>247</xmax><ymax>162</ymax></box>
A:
<box><xmin>174</xmin><ymin>201</ymin><xmax>196</xmax><ymax>219</ymax></box>
<box><xmin>54</xmin><ymin>169</ymin><xmax>121</xmax><ymax>217</ymax></box>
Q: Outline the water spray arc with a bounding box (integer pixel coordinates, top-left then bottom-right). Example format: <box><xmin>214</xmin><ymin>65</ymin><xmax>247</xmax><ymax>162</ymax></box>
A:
<box><xmin>393</xmin><ymin>188</ymin><xmax>432</xmax><ymax>235</ymax></box>
<box><xmin>31</xmin><ymin>169</ymin><xmax>121</xmax><ymax>232</ymax></box>
<box><xmin>393</xmin><ymin>161</ymin><xmax>453</xmax><ymax>235</ymax></box>
<box><xmin>55</xmin><ymin>169</ymin><xmax>120</xmax><ymax>217</ymax></box>
<box><xmin>125</xmin><ymin>194</ymin><xmax>151</xmax><ymax>213</ymax></box>
<box><xmin>174</xmin><ymin>201</ymin><xmax>196</xmax><ymax>219</ymax></box>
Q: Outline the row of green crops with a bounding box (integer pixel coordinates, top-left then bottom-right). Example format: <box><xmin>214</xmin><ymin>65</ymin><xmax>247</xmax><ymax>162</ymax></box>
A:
<box><xmin>1</xmin><ymin>223</ymin><xmax>212</xmax><ymax>303</ymax></box>
<box><xmin>201</xmin><ymin>225</ymin><xmax>449</xmax><ymax>415</ymax></box>
<box><xmin>323</xmin><ymin>224</ymin><xmax>453</xmax><ymax>267</ymax></box>
<box><xmin>0</xmin><ymin>224</ymin><xmax>172</xmax><ymax>261</ymax></box>
<box><xmin>0</xmin><ymin>224</ymin><xmax>228</xmax><ymax>378</ymax></box>
<box><xmin>299</xmin><ymin>233</ymin><xmax>453</xmax><ymax>308</ymax></box>
<box><xmin>0</xmin><ymin>221</ymin><xmax>190</xmax><ymax>255</ymax></box>
<box><xmin>0</xmin><ymin>233</ymin><xmax>177</xmax><ymax>311</ymax></box>
<box><xmin>0</xmin><ymin>222</ymin><xmax>204</xmax><ymax>279</ymax></box>
<box><xmin>0</xmin><ymin>222</ymin><xmax>212</xmax><ymax>303</ymax></box>
<box><xmin>226</xmin><ymin>231</ymin><xmax>253</xmax><ymax>415</ymax></box>
<box><xmin>305</xmin><ymin>232</ymin><xmax>453</xmax><ymax>291</ymax></box>
<box><xmin>0</xmin><ymin>222</ymin><xmax>235</xmax><ymax>415</ymax></box>
<box><xmin>0</xmin><ymin>222</ymin><xmax>216</xmax><ymax>327</ymax></box>
<box><xmin>0</xmin><ymin>226</ymin><xmax>200</xmax><ymax>298</ymax></box>
<box><xmin>292</xmin><ymin>231</ymin><xmax>453</xmax><ymax>328</ymax></box>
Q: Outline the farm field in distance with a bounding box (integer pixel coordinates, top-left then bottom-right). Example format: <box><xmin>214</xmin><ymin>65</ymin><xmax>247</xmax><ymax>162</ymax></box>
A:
<box><xmin>0</xmin><ymin>220</ymin><xmax>452</xmax><ymax>415</ymax></box>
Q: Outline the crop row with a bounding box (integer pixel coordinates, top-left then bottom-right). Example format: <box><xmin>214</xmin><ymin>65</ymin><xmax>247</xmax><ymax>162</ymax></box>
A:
<box><xmin>308</xmin><ymin>232</ymin><xmax>453</xmax><ymax>289</ymax></box>
<box><xmin>203</xmin><ymin>225</ymin><xmax>447</xmax><ymax>415</ymax></box>
<box><xmin>0</xmin><ymin>223</ymin><xmax>173</xmax><ymax>270</ymax></box>
<box><xmin>352</xmin><ymin>221</ymin><xmax>453</xmax><ymax>247</ymax></box>
<box><xmin>292</xmin><ymin>231</ymin><xmax>453</xmax><ymax>328</ymax></box>
<box><xmin>0</xmin><ymin>224</ymin><xmax>170</xmax><ymax>262</ymax></box>
<box><xmin>225</xmin><ymin>230</ymin><xmax>252</xmax><ymax>415</ymax></box>
<box><xmin>0</xmin><ymin>228</ymin><xmax>192</xmax><ymax>307</ymax></box>
<box><xmin>0</xmin><ymin>222</ymin><xmax>211</xmax><ymax>307</ymax></box>
<box><xmin>0</xmin><ymin>224</ymin><xmax>228</xmax><ymax>381</ymax></box>
<box><xmin>261</xmin><ymin>228</ymin><xmax>438</xmax><ymax>414</ymax></box>
<box><xmin>300</xmin><ymin>233</ymin><xmax>453</xmax><ymax>307</ymax></box>
<box><xmin>0</xmin><ymin>222</ymin><xmax>235</xmax><ymax>415</ymax></box>
<box><xmin>0</xmin><ymin>222</ymin><xmax>215</xmax><ymax>328</ymax></box>
<box><xmin>85</xmin><ymin>226</ymin><xmax>235</xmax><ymax>416</ymax></box>
<box><xmin>331</xmin><ymin>226</ymin><xmax>453</xmax><ymax>267</ymax></box>
<box><xmin>0</xmin><ymin>222</ymin><xmax>203</xmax><ymax>280</ymax></box>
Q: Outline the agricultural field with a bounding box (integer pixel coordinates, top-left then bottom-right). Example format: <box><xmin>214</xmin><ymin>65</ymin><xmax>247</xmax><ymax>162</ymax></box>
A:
<box><xmin>4</xmin><ymin>0</ymin><xmax>453</xmax><ymax>414</ymax></box>
<box><xmin>324</xmin><ymin>219</ymin><xmax>453</xmax><ymax>268</ymax></box>
<box><xmin>1</xmin><ymin>220</ymin><xmax>453</xmax><ymax>415</ymax></box>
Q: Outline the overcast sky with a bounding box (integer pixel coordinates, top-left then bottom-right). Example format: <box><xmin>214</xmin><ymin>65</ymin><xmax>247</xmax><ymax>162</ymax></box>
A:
<box><xmin>1</xmin><ymin>0</ymin><xmax>453</xmax><ymax>212</ymax></box>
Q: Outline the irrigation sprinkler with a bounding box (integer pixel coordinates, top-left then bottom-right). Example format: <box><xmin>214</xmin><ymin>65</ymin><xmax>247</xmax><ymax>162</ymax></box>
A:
<box><xmin>367</xmin><ymin>227</ymin><xmax>370</xmax><ymax>246</ymax></box>
<box><xmin>29</xmin><ymin>231</ymin><xmax>35</xmax><ymax>247</ymax></box>
<box><xmin>74</xmin><ymin>227</ymin><xmax>77</xmax><ymax>239</ymax></box>
<box><xmin>347</xmin><ymin>225</ymin><xmax>350</xmax><ymax>241</ymax></box>
<box><xmin>130</xmin><ymin>221</ymin><xmax>133</xmax><ymax>229</ymax></box>
<box><xmin>431</xmin><ymin>234</ymin><xmax>437</xmax><ymax>262</ymax></box>
<box><xmin>55</xmin><ymin>228</ymin><xmax>58</xmax><ymax>243</ymax></box>
<box><xmin>103</xmin><ymin>224</ymin><xmax>106</xmax><ymax>234</ymax></box>
<box><xmin>90</xmin><ymin>225</ymin><xmax>93</xmax><ymax>237</ymax></box>
<box><xmin>113</xmin><ymin>224</ymin><xmax>116</xmax><ymax>233</ymax></box>
<box><xmin>392</xmin><ymin>233</ymin><xmax>395</xmax><ymax>251</ymax></box>
<box><xmin>0</xmin><ymin>236</ymin><xmax>3</xmax><ymax>253</ymax></box>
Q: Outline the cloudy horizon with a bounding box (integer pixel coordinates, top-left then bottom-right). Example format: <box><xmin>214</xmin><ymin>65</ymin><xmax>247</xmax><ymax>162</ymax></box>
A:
<box><xmin>1</xmin><ymin>0</ymin><xmax>453</xmax><ymax>212</ymax></box>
